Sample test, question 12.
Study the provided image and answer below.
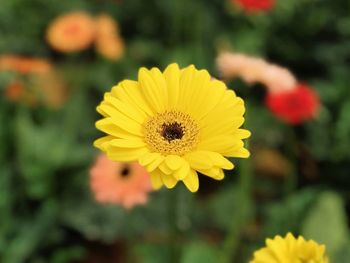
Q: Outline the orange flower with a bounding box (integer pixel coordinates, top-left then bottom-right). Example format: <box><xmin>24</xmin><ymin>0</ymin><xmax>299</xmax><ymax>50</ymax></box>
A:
<box><xmin>4</xmin><ymin>80</ymin><xmax>37</xmax><ymax>106</ymax></box>
<box><xmin>3</xmin><ymin>71</ymin><xmax>68</xmax><ymax>108</ymax></box>
<box><xmin>95</xmin><ymin>13</ymin><xmax>121</xmax><ymax>37</ymax></box>
<box><xmin>4</xmin><ymin>81</ymin><xmax>25</xmax><ymax>101</ymax></box>
<box><xmin>29</xmin><ymin>71</ymin><xmax>68</xmax><ymax>109</ymax></box>
<box><xmin>216</xmin><ymin>51</ymin><xmax>297</xmax><ymax>93</ymax></box>
<box><xmin>46</xmin><ymin>12</ymin><xmax>95</xmax><ymax>53</ymax></box>
<box><xmin>95</xmin><ymin>14</ymin><xmax>124</xmax><ymax>60</ymax></box>
<box><xmin>90</xmin><ymin>154</ymin><xmax>152</xmax><ymax>209</ymax></box>
<box><xmin>0</xmin><ymin>55</ymin><xmax>52</xmax><ymax>74</ymax></box>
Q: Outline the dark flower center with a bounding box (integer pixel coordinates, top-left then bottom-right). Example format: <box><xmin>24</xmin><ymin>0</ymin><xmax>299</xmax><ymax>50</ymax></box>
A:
<box><xmin>161</xmin><ymin>122</ymin><xmax>184</xmax><ymax>142</ymax></box>
<box><xmin>120</xmin><ymin>165</ymin><xmax>130</xmax><ymax>177</ymax></box>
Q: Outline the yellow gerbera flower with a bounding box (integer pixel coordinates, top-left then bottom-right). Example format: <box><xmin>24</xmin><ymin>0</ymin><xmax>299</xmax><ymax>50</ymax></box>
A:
<box><xmin>250</xmin><ymin>233</ymin><xmax>329</xmax><ymax>263</ymax></box>
<box><xmin>94</xmin><ymin>63</ymin><xmax>250</xmax><ymax>192</ymax></box>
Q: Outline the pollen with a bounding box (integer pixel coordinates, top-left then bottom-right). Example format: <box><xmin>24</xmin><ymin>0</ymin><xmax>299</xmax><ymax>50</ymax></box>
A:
<box><xmin>143</xmin><ymin>110</ymin><xmax>199</xmax><ymax>156</ymax></box>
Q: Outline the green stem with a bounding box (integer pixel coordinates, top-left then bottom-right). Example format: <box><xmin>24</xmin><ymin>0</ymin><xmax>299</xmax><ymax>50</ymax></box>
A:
<box><xmin>283</xmin><ymin>128</ymin><xmax>298</xmax><ymax>196</ymax></box>
<box><xmin>168</xmin><ymin>188</ymin><xmax>181</xmax><ymax>263</ymax></box>
<box><xmin>220</xmin><ymin>152</ymin><xmax>253</xmax><ymax>263</ymax></box>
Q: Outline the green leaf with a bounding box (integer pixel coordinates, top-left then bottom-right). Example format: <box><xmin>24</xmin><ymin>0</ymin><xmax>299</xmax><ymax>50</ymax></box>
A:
<box><xmin>262</xmin><ymin>188</ymin><xmax>319</xmax><ymax>237</ymax></box>
<box><xmin>301</xmin><ymin>191</ymin><xmax>349</xmax><ymax>258</ymax></box>
<box><xmin>2</xmin><ymin>201</ymin><xmax>57</xmax><ymax>263</ymax></box>
<box><xmin>181</xmin><ymin>241</ymin><xmax>219</xmax><ymax>263</ymax></box>
<box><xmin>206</xmin><ymin>186</ymin><xmax>241</xmax><ymax>229</ymax></box>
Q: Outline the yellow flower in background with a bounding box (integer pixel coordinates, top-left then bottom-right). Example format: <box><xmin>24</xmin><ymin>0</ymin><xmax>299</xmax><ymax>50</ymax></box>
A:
<box><xmin>46</xmin><ymin>12</ymin><xmax>95</xmax><ymax>53</ymax></box>
<box><xmin>94</xmin><ymin>63</ymin><xmax>250</xmax><ymax>192</ymax></box>
<box><xmin>250</xmin><ymin>233</ymin><xmax>329</xmax><ymax>263</ymax></box>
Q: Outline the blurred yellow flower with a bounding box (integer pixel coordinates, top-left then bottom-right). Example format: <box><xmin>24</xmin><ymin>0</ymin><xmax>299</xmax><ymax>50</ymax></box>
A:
<box><xmin>95</xmin><ymin>14</ymin><xmax>124</xmax><ymax>60</ymax></box>
<box><xmin>250</xmin><ymin>233</ymin><xmax>329</xmax><ymax>263</ymax></box>
<box><xmin>94</xmin><ymin>63</ymin><xmax>250</xmax><ymax>192</ymax></box>
<box><xmin>46</xmin><ymin>12</ymin><xmax>95</xmax><ymax>53</ymax></box>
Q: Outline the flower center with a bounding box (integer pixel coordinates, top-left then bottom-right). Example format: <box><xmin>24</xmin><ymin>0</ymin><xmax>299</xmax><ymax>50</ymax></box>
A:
<box><xmin>161</xmin><ymin>122</ymin><xmax>184</xmax><ymax>142</ymax></box>
<box><xmin>119</xmin><ymin>164</ymin><xmax>131</xmax><ymax>178</ymax></box>
<box><xmin>144</xmin><ymin>111</ymin><xmax>199</xmax><ymax>155</ymax></box>
<box><xmin>120</xmin><ymin>167</ymin><xmax>130</xmax><ymax>177</ymax></box>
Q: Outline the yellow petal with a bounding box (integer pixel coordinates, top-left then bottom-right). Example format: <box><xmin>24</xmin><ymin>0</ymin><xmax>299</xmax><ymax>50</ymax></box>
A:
<box><xmin>95</xmin><ymin>118</ymin><xmax>141</xmax><ymax>139</ymax></box>
<box><xmin>150</xmin><ymin>169</ymin><xmax>163</xmax><ymax>190</ymax></box>
<box><xmin>110</xmin><ymin>85</ymin><xmax>148</xmax><ymax>120</ymax></box>
<box><xmin>103</xmin><ymin>94</ymin><xmax>147</xmax><ymax>124</ymax></box>
<box><xmin>182</xmin><ymin>169</ymin><xmax>199</xmax><ymax>192</ymax></box>
<box><xmin>184</xmin><ymin>69</ymin><xmax>211</xmax><ymax>118</ymax></box>
<box><xmin>224</xmin><ymin>147</ymin><xmax>250</xmax><ymax>158</ymax></box>
<box><xmin>200</xmin><ymin>117</ymin><xmax>243</xmax><ymax>138</ymax></box>
<box><xmin>118</xmin><ymin>80</ymin><xmax>154</xmax><ymax>116</ymax></box>
<box><xmin>106</xmin><ymin>147</ymin><xmax>148</xmax><ymax>162</ymax></box>
<box><xmin>96</xmin><ymin>116</ymin><xmax>143</xmax><ymax>136</ymax></box>
<box><xmin>184</xmin><ymin>151</ymin><xmax>213</xmax><ymax>170</ymax></box>
<box><xmin>173</xmin><ymin>161</ymin><xmax>190</xmax><ymax>180</ymax></box>
<box><xmin>194</xmin><ymin>79</ymin><xmax>226</xmax><ymax>120</ymax></box>
<box><xmin>93</xmin><ymin>135</ymin><xmax>114</xmax><ymax>151</ymax></box>
<box><xmin>159</xmin><ymin>162</ymin><xmax>173</xmax><ymax>175</ymax></box>
<box><xmin>163</xmin><ymin>63</ymin><xmax>180</xmax><ymax>108</ymax></box>
<box><xmin>197</xmin><ymin>167</ymin><xmax>225</xmax><ymax>180</ymax></box>
<box><xmin>206</xmin><ymin>152</ymin><xmax>234</xmax><ymax>170</ymax></box>
<box><xmin>178</xmin><ymin>65</ymin><xmax>195</xmax><ymax>112</ymax></box>
<box><xmin>165</xmin><ymin>155</ymin><xmax>183</xmax><ymax>171</ymax></box>
<box><xmin>196</xmin><ymin>135</ymin><xmax>241</xmax><ymax>153</ymax></box>
<box><xmin>150</xmin><ymin>67</ymin><xmax>168</xmax><ymax>107</ymax></box>
<box><xmin>138</xmin><ymin>67</ymin><xmax>165</xmax><ymax>113</ymax></box>
<box><xmin>145</xmin><ymin>155</ymin><xmax>165</xmax><ymax>172</ymax></box>
<box><xmin>139</xmin><ymin>152</ymin><xmax>163</xmax><ymax>166</ymax></box>
<box><xmin>161</xmin><ymin>173</ymin><xmax>178</xmax><ymax>188</ymax></box>
<box><xmin>234</xmin><ymin>129</ymin><xmax>251</xmax><ymax>139</ymax></box>
<box><xmin>109</xmin><ymin>138</ymin><xmax>146</xmax><ymax>148</ymax></box>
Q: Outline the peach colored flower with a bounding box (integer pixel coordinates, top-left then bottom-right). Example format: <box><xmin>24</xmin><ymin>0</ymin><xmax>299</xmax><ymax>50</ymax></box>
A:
<box><xmin>0</xmin><ymin>55</ymin><xmax>52</xmax><ymax>74</ymax></box>
<box><xmin>261</xmin><ymin>64</ymin><xmax>297</xmax><ymax>93</ymax></box>
<box><xmin>95</xmin><ymin>14</ymin><xmax>124</xmax><ymax>60</ymax></box>
<box><xmin>216</xmin><ymin>51</ymin><xmax>297</xmax><ymax>93</ymax></box>
<box><xmin>90</xmin><ymin>154</ymin><xmax>152</xmax><ymax>209</ymax></box>
<box><xmin>46</xmin><ymin>12</ymin><xmax>95</xmax><ymax>53</ymax></box>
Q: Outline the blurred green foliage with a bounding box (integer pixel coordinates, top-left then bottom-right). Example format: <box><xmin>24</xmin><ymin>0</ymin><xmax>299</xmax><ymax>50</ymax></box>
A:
<box><xmin>1</xmin><ymin>0</ymin><xmax>350</xmax><ymax>262</ymax></box>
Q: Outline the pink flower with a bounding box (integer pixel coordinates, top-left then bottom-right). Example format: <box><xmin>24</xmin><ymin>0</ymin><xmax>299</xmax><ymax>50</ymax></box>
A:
<box><xmin>262</xmin><ymin>64</ymin><xmax>297</xmax><ymax>93</ymax></box>
<box><xmin>216</xmin><ymin>51</ymin><xmax>297</xmax><ymax>93</ymax></box>
<box><xmin>90</xmin><ymin>154</ymin><xmax>152</xmax><ymax>209</ymax></box>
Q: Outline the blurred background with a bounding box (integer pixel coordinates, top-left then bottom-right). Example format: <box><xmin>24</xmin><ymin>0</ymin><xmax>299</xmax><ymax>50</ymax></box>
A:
<box><xmin>1</xmin><ymin>0</ymin><xmax>350</xmax><ymax>262</ymax></box>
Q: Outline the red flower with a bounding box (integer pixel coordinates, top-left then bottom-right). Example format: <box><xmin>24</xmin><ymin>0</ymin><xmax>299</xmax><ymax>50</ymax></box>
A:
<box><xmin>265</xmin><ymin>83</ymin><xmax>320</xmax><ymax>124</ymax></box>
<box><xmin>234</xmin><ymin>0</ymin><xmax>275</xmax><ymax>12</ymax></box>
